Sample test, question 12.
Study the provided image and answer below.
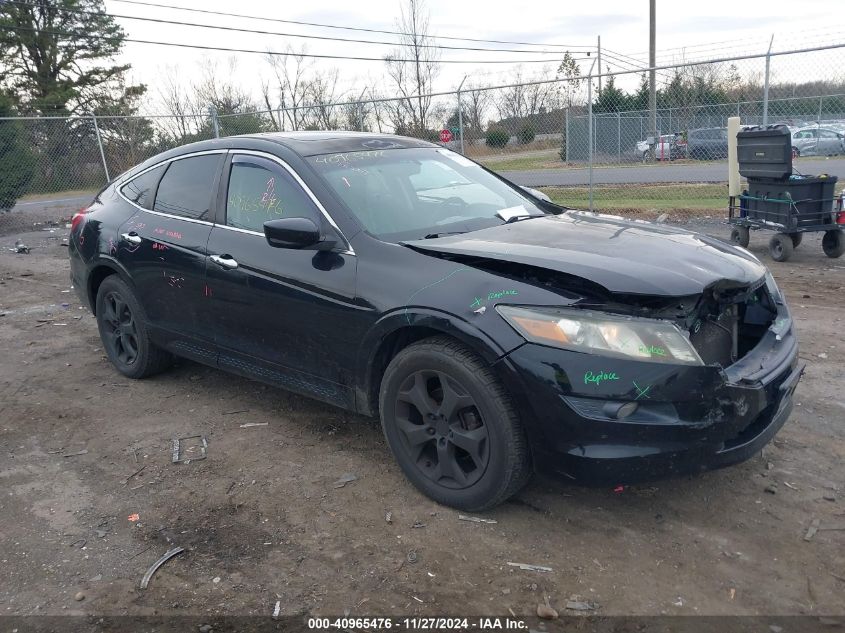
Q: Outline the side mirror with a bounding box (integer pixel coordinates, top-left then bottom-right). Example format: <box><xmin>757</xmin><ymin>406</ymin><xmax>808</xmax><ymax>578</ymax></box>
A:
<box><xmin>263</xmin><ymin>217</ymin><xmax>322</xmax><ymax>249</ymax></box>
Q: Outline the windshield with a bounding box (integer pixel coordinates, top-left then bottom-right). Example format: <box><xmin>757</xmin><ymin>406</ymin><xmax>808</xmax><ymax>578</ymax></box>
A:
<box><xmin>308</xmin><ymin>147</ymin><xmax>548</xmax><ymax>241</ymax></box>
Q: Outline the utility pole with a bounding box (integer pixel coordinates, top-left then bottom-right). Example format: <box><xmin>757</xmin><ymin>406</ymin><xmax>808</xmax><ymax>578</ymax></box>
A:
<box><xmin>648</xmin><ymin>0</ymin><xmax>657</xmax><ymax>160</ymax></box>
<box><xmin>91</xmin><ymin>113</ymin><xmax>110</xmax><ymax>182</ymax></box>
<box><xmin>762</xmin><ymin>34</ymin><xmax>774</xmax><ymax>126</ymax></box>
<box><xmin>597</xmin><ymin>35</ymin><xmax>602</xmax><ymax>94</ymax></box>
<box><xmin>457</xmin><ymin>74</ymin><xmax>468</xmax><ymax>155</ymax></box>
<box><xmin>587</xmin><ymin>59</ymin><xmax>597</xmax><ymax>213</ymax></box>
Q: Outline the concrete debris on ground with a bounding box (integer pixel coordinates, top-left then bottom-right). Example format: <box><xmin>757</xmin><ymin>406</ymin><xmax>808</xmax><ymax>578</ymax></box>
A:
<box><xmin>332</xmin><ymin>473</ymin><xmax>357</xmax><ymax>488</ymax></box>
<box><xmin>566</xmin><ymin>595</ymin><xmax>598</xmax><ymax>611</ymax></box>
<box><xmin>507</xmin><ymin>562</ymin><xmax>552</xmax><ymax>573</ymax></box>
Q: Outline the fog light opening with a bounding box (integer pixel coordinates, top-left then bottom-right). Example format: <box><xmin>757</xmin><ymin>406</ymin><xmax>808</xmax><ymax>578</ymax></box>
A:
<box><xmin>602</xmin><ymin>401</ymin><xmax>639</xmax><ymax>419</ymax></box>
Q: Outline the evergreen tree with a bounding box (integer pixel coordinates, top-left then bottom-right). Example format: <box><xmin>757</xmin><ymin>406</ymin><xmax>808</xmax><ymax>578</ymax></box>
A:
<box><xmin>0</xmin><ymin>93</ymin><xmax>36</xmax><ymax>210</ymax></box>
<box><xmin>0</xmin><ymin>0</ymin><xmax>142</xmax><ymax>115</ymax></box>
<box><xmin>593</xmin><ymin>76</ymin><xmax>630</xmax><ymax>113</ymax></box>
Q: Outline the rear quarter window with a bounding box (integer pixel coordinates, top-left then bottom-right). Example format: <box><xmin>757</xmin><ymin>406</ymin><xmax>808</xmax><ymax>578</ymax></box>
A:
<box><xmin>119</xmin><ymin>164</ymin><xmax>166</xmax><ymax>210</ymax></box>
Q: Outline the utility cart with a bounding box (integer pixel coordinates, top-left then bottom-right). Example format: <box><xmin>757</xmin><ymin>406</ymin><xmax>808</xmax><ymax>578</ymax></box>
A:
<box><xmin>727</xmin><ymin>124</ymin><xmax>844</xmax><ymax>262</ymax></box>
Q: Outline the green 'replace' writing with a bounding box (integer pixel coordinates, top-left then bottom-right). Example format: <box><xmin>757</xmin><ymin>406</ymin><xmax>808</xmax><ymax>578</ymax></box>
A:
<box><xmin>487</xmin><ymin>289</ymin><xmax>518</xmax><ymax>300</ymax></box>
<box><xmin>584</xmin><ymin>371</ymin><xmax>619</xmax><ymax>386</ymax></box>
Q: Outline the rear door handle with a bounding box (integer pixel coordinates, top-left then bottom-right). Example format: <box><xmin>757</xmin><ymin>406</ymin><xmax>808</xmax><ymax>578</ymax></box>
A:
<box><xmin>120</xmin><ymin>232</ymin><xmax>142</xmax><ymax>245</ymax></box>
<box><xmin>210</xmin><ymin>254</ymin><xmax>238</xmax><ymax>270</ymax></box>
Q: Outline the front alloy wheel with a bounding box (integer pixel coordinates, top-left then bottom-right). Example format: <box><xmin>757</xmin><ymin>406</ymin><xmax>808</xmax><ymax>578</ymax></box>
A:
<box><xmin>394</xmin><ymin>370</ymin><xmax>490</xmax><ymax>489</ymax></box>
<box><xmin>379</xmin><ymin>336</ymin><xmax>531</xmax><ymax>511</ymax></box>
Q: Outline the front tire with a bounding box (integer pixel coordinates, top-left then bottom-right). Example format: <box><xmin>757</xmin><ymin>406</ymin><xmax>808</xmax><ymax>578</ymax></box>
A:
<box><xmin>95</xmin><ymin>276</ymin><xmax>173</xmax><ymax>379</ymax></box>
<box><xmin>789</xmin><ymin>232</ymin><xmax>803</xmax><ymax>248</ymax></box>
<box><xmin>379</xmin><ymin>336</ymin><xmax>531</xmax><ymax>511</ymax></box>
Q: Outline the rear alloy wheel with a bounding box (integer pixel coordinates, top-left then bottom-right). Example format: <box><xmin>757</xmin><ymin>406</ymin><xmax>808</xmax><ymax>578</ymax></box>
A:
<box><xmin>95</xmin><ymin>276</ymin><xmax>172</xmax><ymax>379</ymax></box>
<box><xmin>769</xmin><ymin>233</ymin><xmax>794</xmax><ymax>262</ymax></box>
<box><xmin>822</xmin><ymin>230</ymin><xmax>844</xmax><ymax>258</ymax></box>
<box><xmin>730</xmin><ymin>226</ymin><xmax>750</xmax><ymax>248</ymax></box>
<box><xmin>789</xmin><ymin>232</ymin><xmax>803</xmax><ymax>248</ymax></box>
<box><xmin>379</xmin><ymin>336</ymin><xmax>531</xmax><ymax>511</ymax></box>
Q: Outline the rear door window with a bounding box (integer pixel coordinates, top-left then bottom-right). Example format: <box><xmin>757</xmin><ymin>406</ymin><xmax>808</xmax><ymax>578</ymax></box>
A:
<box><xmin>120</xmin><ymin>164</ymin><xmax>166</xmax><ymax>210</ymax></box>
<box><xmin>153</xmin><ymin>154</ymin><xmax>222</xmax><ymax>220</ymax></box>
<box><xmin>225</xmin><ymin>155</ymin><xmax>320</xmax><ymax>233</ymax></box>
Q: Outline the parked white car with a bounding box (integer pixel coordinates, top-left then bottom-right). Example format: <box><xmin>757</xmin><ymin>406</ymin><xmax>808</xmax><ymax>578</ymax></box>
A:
<box><xmin>791</xmin><ymin>126</ymin><xmax>845</xmax><ymax>156</ymax></box>
<box><xmin>636</xmin><ymin>133</ymin><xmax>686</xmax><ymax>162</ymax></box>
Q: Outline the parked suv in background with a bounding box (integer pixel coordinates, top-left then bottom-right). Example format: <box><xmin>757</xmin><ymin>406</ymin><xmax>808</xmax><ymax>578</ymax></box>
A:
<box><xmin>687</xmin><ymin>127</ymin><xmax>729</xmax><ymax>160</ymax></box>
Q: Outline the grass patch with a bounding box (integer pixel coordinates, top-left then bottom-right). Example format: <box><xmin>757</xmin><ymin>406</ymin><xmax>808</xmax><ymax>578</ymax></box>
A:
<box><xmin>540</xmin><ymin>184</ymin><xmax>728</xmax><ymax>219</ymax></box>
<box><xmin>541</xmin><ymin>180</ymin><xmax>844</xmax><ymax>221</ymax></box>
<box><xmin>476</xmin><ymin>153</ymin><xmax>561</xmax><ymax>171</ymax></box>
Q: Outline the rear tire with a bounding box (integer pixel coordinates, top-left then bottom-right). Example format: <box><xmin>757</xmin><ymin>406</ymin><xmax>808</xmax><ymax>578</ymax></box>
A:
<box><xmin>730</xmin><ymin>226</ymin><xmax>750</xmax><ymax>248</ymax></box>
<box><xmin>822</xmin><ymin>230</ymin><xmax>844</xmax><ymax>258</ymax></box>
<box><xmin>95</xmin><ymin>276</ymin><xmax>173</xmax><ymax>379</ymax></box>
<box><xmin>379</xmin><ymin>336</ymin><xmax>531</xmax><ymax>511</ymax></box>
<box><xmin>769</xmin><ymin>233</ymin><xmax>794</xmax><ymax>262</ymax></box>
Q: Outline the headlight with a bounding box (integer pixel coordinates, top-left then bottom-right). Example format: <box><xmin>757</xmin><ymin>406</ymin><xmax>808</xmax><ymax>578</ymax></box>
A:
<box><xmin>497</xmin><ymin>306</ymin><xmax>703</xmax><ymax>366</ymax></box>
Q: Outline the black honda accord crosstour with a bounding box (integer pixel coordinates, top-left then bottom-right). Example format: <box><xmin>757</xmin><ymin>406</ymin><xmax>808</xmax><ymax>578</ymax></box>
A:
<box><xmin>69</xmin><ymin>132</ymin><xmax>803</xmax><ymax>510</ymax></box>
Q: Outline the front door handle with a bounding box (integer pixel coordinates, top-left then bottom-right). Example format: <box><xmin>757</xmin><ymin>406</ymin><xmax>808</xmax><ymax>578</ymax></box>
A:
<box><xmin>120</xmin><ymin>232</ymin><xmax>142</xmax><ymax>245</ymax></box>
<box><xmin>210</xmin><ymin>254</ymin><xmax>238</xmax><ymax>270</ymax></box>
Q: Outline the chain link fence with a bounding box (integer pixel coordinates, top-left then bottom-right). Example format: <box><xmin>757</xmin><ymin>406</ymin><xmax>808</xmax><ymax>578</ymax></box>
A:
<box><xmin>3</xmin><ymin>43</ymin><xmax>845</xmax><ymax>236</ymax></box>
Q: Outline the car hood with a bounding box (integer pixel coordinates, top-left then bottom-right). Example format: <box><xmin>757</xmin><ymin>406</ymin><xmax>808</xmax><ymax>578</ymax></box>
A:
<box><xmin>404</xmin><ymin>211</ymin><xmax>767</xmax><ymax>297</ymax></box>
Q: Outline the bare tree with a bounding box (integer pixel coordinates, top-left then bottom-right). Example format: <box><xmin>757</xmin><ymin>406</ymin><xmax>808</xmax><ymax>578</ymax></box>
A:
<box><xmin>156</xmin><ymin>66</ymin><xmax>204</xmax><ymax>141</ymax></box>
<box><xmin>462</xmin><ymin>83</ymin><xmax>491</xmax><ymax>139</ymax></box>
<box><xmin>342</xmin><ymin>88</ymin><xmax>372</xmax><ymax>132</ymax></box>
<box><xmin>383</xmin><ymin>0</ymin><xmax>440</xmax><ymax>133</ymax></box>
<box><xmin>194</xmin><ymin>57</ymin><xmax>258</xmax><ymax>116</ymax></box>
<box><xmin>260</xmin><ymin>79</ymin><xmax>280</xmax><ymax>131</ymax></box>
<box><xmin>496</xmin><ymin>68</ymin><xmax>555</xmax><ymax>121</ymax></box>
<box><xmin>264</xmin><ymin>47</ymin><xmax>313</xmax><ymax>131</ymax></box>
<box><xmin>369</xmin><ymin>89</ymin><xmax>389</xmax><ymax>133</ymax></box>
<box><xmin>308</xmin><ymin>68</ymin><xmax>341</xmax><ymax>130</ymax></box>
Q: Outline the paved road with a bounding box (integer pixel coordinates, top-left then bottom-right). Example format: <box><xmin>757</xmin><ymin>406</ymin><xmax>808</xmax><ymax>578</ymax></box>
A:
<box><xmin>10</xmin><ymin>194</ymin><xmax>92</xmax><ymax>215</ymax></box>
<box><xmin>500</xmin><ymin>158</ymin><xmax>845</xmax><ymax>187</ymax></box>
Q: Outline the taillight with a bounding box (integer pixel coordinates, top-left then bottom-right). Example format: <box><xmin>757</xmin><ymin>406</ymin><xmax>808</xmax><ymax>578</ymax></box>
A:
<box><xmin>71</xmin><ymin>207</ymin><xmax>90</xmax><ymax>232</ymax></box>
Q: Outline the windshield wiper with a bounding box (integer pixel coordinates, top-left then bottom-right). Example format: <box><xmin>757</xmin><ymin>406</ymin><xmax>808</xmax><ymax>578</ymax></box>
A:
<box><xmin>502</xmin><ymin>214</ymin><xmax>542</xmax><ymax>224</ymax></box>
<box><xmin>423</xmin><ymin>231</ymin><xmax>467</xmax><ymax>239</ymax></box>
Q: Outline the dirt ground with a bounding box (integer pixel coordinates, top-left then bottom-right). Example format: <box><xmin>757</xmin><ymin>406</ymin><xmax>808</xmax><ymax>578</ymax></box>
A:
<box><xmin>1</xmin><ymin>215</ymin><xmax>844</xmax><ymax>621</ymax></box>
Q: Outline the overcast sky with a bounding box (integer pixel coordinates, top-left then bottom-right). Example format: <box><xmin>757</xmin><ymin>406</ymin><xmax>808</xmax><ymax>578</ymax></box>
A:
<box><xmin>104</xmin><ymin>0</ymin><xmax>842</xmax><ymax>114</ymax></box>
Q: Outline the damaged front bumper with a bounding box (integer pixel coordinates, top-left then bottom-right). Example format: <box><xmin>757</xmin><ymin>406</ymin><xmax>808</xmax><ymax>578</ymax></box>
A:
<box><xmin>497</xmin><ymin>313</ymin><xmax>803</xmax><ymax>485</ymax></box>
